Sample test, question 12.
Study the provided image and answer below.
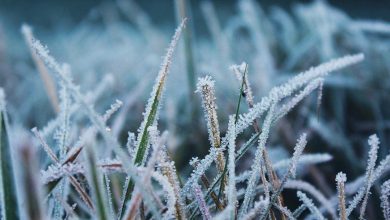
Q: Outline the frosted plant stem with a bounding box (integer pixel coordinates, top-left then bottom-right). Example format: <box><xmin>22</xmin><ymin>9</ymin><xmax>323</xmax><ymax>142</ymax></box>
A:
<box><xmin>119</xmin><ymin>19</ymin><xmax>186</xmax><ymax>220</ymax></box>
<box><xmin>29</xmin><ymin>30</ymin><xmax>165</xmax><ymax>219</ymax></box>
<box><xmin>239</xmin><ymin>102</ymin><xmax>276</xmax><ymax>217</ymax></box>
<box><xmin>227</xmin><ymin>116</ymin><xmax>237</xmax><ymax>219</ymax></box>
<box><xmin>381</xmin><ymin>180</ymin><xmax>390</xmax><ymax>220</ymax></box>
<box><xmin>21</xmin><ymin>24</ymin><xmax>59</xmax><ymax>113</ymax></box>
<box><xmin>336</xmin><ymin>172</ymin><xmax>347</xmax><ymax>220</ymax></box>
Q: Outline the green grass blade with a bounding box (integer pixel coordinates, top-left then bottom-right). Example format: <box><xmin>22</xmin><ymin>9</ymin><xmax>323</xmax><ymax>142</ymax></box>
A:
<box><xmin>85</xmin><ymin>145</ymin><xmax>109</xmax><ymax>220</ymax></box>
<box><xmin>0</xmin><ymin>97</ymin><xmax>20</xmax><ymax>220</ymax></box>
<box><xmin>118</xmin><ymin>19</ymin><xmax>186</xmax><ymax>220</ymax></box>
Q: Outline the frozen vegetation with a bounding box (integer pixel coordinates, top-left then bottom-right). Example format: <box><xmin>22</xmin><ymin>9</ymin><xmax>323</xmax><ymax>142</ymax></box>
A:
<box><xmin>0</xmin><ymin>0</ymin><xmax>390</xmax><ymax>219</ymax></box>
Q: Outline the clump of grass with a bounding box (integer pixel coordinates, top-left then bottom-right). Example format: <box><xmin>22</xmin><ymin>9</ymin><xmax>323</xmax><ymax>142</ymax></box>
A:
<box><xmin>2</xmin><ymin>1</ymin><xmax>390</xmax><ymax>219</ymax></box>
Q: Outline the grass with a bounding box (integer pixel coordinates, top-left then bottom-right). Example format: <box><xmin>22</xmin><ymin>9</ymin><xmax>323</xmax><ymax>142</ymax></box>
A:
<box><xmin>0</xmin><ymin>0</ymin><xmax>390</xmax><ymax>219</ymax></box>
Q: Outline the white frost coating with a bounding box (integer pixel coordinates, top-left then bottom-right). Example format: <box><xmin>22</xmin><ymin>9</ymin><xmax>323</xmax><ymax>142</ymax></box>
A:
<box><xmin>181</xmin><ymin>146</ymin><xmax>222</xmax><ymax>198</ymax></box>
<box><xmin>297</xmin><ymin>191</ymin><xmax>325</xmax><ymax>220</ymax></box>
<box><xmin>134</xmin><ymin>18</ymin><xmax>187</xmax><ymax>165</ymax></box>
<box><xmin>230</xmin><ymin>62</ymin><xmax>254</xmax><ymax>105</ymax></box>
<box><xmin>29</xmin><ymin>35</ymin><xmax>165</xmax><ymax>215</ymax></box>
<box><xmin>359</xmin><ymin>134</ymin><xmax>380</xmax><ymax>219</ymax></box>
<box><xmin>56</xmin><ymin>82</ymin><xmax>71</xmax><ymax>159</ymax></box>
<box><xmin>321</xmin><ymin>152</ymin><xmax>390</xmax><ymax>216</ymax></box>
<box><xmin>102</xmin><ymin>99</ymin><xmax>123</xmax><ymax>122</ymax></box>
<box><xmin>289</xmin><ymin>133</ymin><xmax>308</xmax><ymax>178</ymax></box>
<box><xmin>126</xmin><ymin>132</ymin><xmax>136</xmax><ymax>159</ymax></box>
<box><xmin>336</xmin><ymin>172</ymin><xmax>347</xmax><ymax>183</ymax></box>
<box><xmin>226</xmin><ymin>116</ymin><xmax>237</xmax><ymax>218</ymax></box>
<box><xmin>196</xmin><ymin>75</ymin><xmax>226</xmax><ymax>173</ymax></box>
<box><xmin>41</xmin><ymin>163</ymin><xmax>84</xmax><ymax>184</ymax></box>
<box><xmin>104</xmin><ymin>174</ymin><xmax>115</xmax><ymax>219</ymax></box>
<box><xmin>259</xmin><ymin>133</ymin><xmax>308</xmax><ymax>220</ymax></box>
<box><xmin>159</xmin><ymin>157</ymin><xmax>186</xmax><ymax>220</ymax></box>
<box><xmin>286</xmin><ymin>180</ymin><xmax>335</xmax><ymax>218</ymax></box>
<box><xmin>192</xmin><ymin>182</ymin><xmax>211</xmax><ymax>220</ymax></box>
<box><xmin>31</xmin><ymin>127</ymin><xmax>59</xmax><ymax>163</ymax></box>
<box><xmin>273</xmin><ymin>153</ymin><xmax>332</xmax><ymax>170</ymax></box>
<box><xmin>41</xmin><ymin>74</ymin><xmax>114</xmax><ymax>138</ymax></box>
<box><xmin>381</xmin><ymin>180</ymin><xmax>390</xmax><ymax>220</ymax></box>
<box><xmin>235</xmin><ymin>53</ymin><xmax>364</xmax><ymax>135</ymax></box>
<box><xmin>30</xmin><ymin>35</ymin><xmax>135</xmax><ymax>173</ymax></box>
<box><xmin>242</xmin><ymin>198</ymin><xmax>269</xmax><ymax>220</ymax></box>
<box><xmin>346</xmin><ymin>135</ymin><xmax>380</xmax><ymax>216</ymax></box>
<box><xmin>273</xmin><ymin>78</ymin><xmax>324</xmax><ymax>123</ymax></box>
<box><xmin>336</xmin><ymin>172</ymin><xmax>347</xmax><ymax>220</ymax></box>
<box><xmin>196</xmin><ymin>75</ymin><xmax>221</xmax><ymax>149</ymax></box>
<box><xmin>150</xmin><ymin>171</ymin><xmax>177</xmax><ymax>220</ymax></box>
<box><xmin>240</xmin><ymin>102</ymin><xmax>276</xmax><ymax>217</ymax></box>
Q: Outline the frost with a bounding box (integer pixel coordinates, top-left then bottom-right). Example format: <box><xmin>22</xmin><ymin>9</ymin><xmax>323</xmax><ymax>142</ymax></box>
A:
<box><xmin>297</xmin><ymin>191</ymin><xmax>326</xmax><ymax>220</ymax></box>
<box><xmin>381</xmin><ymin>180</ymin><xmax>390</xmax><ymax>220</ymax></box>
<box><xmin>196</xmin><ymin>75</ymin><xmax>225</xmax><ymax>173</ymax></box>
<box><xmin>192</xmin><ymin>182</ymin><xmax>211</xmax><ymax>220</ymax></box>
<box><xmin>226</xmin><ymin>116</ymin><xmax>237</xmax><ymax>218</ymax></box>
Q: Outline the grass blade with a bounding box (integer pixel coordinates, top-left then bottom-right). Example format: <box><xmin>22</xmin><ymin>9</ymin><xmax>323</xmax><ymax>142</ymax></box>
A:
<box><xmin>18</xmin><ymin>142</ymin><xmax>46</xmax><ymax>220</ymax></box>
<box><xmin>85</xmin><ymin>144</ymin><xmax>109</xmax><ymax>220</ymax></box>
<box><xmin>0</xmin><ymin>90</ymin><xmax>19</xmax><ymax>220</ymax></box>
<box><xmin>118</xmin><ymin>19</ymin><xmax>186</xmax><ymax>219</ymax></box>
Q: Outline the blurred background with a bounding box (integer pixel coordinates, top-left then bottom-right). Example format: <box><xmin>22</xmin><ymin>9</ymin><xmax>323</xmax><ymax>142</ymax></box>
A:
<box><xmin>0</xmin><ymin>0</ymin><xmax>389</xmax><ymax>218</ymax></box>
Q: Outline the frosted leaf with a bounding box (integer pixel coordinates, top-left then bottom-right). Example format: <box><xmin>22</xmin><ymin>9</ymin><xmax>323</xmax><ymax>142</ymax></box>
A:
<box><xmin>41</xmin><ymin>163</ymin><xmax>84</xmax><ymax>184</ymax></box>
<box><xmin>273</xmin><ymin>78</ymin><xmax>323</xmax><ymax>123</ymax></box>
<box><xmin>226</xmin><ymin>116</ymin><xmax>237</xmax><ymax>218</ymax></box>
<box><xmin>196</xmin><ymin>75</ymin><xmax>225</xmax><ymax>173</ymax></box>
<box><xmin>195</xmin><ymin>76</ymin><xmax>220</xmax><ymax>149</ymax></box>
<box><xmin>189</xmin><ymin>157</ymin><xmax>199</xmax><ymax>167</ymax></box>
<box><xmin>296</xmin><ymin>191</ymin><xmax>325</xmax><ymax>220</ymax></box>
<box><xmin>347</xmin><ymin>151</ymin><xmax>390</xmax><ymax>217</ymax></box>
<box><xmin>181</xmin><ymin>146</ymin><xmax>223</xmax><ymax>198</ymax></box>
<box><xmin>286</xmin><ymin>180</ymin><xmax>335</xmax><ymax>218</ymax></box>
<box><xmin>41</xmin><ymin>74</ymin><xmax>113</xmax><ymax>138</ymax></box>
<box><xmin>159</xmin><ymin>158</ymin><xmax>186</xmax><ymax>220</ymax></box>
<box><xmin>240</xmin><ymin>102</ymin><xmax>276</xmax><ymax>217</ymax></box>
<box><xmin>230</xmin><ymin>62</ymin><xmax>254</xmax><ymax>106</ymax></box>
<box><xmin>133</xmin><ymin>18</ymin><xmax>187</xmax><ymax>166</ymax></box>
<box><xmin>192</xmin><ymin>182</ymin><xmax>211</xmax><ymax>220</ymax></box>
<box><xmin>56</xmin><ymin>82</ymin><xmax>71</xmax><ymax>159</ymax></box>
<box><xmin>150</xmin><ymin>171</ymin><xmax>176</xmax><ymax>219</ymax></box>
<box><xmin>21</xmin><ymin>24</ymin><xmax>60</xmax><ymax>113</ymax></box>
<box><xmin>359</xmin><ymin>134</ymin><xmax>380</xmax><ymax>219</ymax></box>
<box><xmin>31</xmin><ymin>127</ymin><xmax>59</xmax><ymax>163</ymax></box>
<box><xmin>102</xmin><ymin>99</ymin><xmax>123</xmax><ymax>122</ymax></box>
<box><xmin>29</xmin><ymin>35</ymin><xmax>131</xmax><ymax>166</ymax></box>
<box><xmin>273</xmin><ymin>204</ymin><xmax>295</xmax><ymax>220</ymax></box>
<box><xmin>336</xmin><ymin>172</ymin><xmax>347</xmax><ymax>183</ymax></box>
<box><xmin>381</xmin><ymin>180</ymin><xmax>390</xmax><ymax>220</ymax></box>
<box><xmin>126</xmin><ymin>132</ymin><xmax>136</xmax><ymax>158</ymax></box>
<box><xmin>289</xmin><ymin>133</ymin><xmax>308</xmax><ymax>178</ymax></box>
<box><xmin>273</xmin><ymin>153</ymin><xmax>332</xmax><ymax>170</ymax></box>
<box><xmin>259</xmin><ymin>133</ymin><xmax>308</xmax><ymax>220</ymax></box>
<box><xmin>336</xmin><ymin>172</ymin><xmax>347</xmax><ymax>220</ymax></box>
<box><xmin>242</xmin><ymin>198</ymin><xmax>269</xmax><ymax>220</ymax></box>
<box><xmin>235</xmin><ymin>53</ymin><xmax>364</xmax><ymax>136</ymax></box>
